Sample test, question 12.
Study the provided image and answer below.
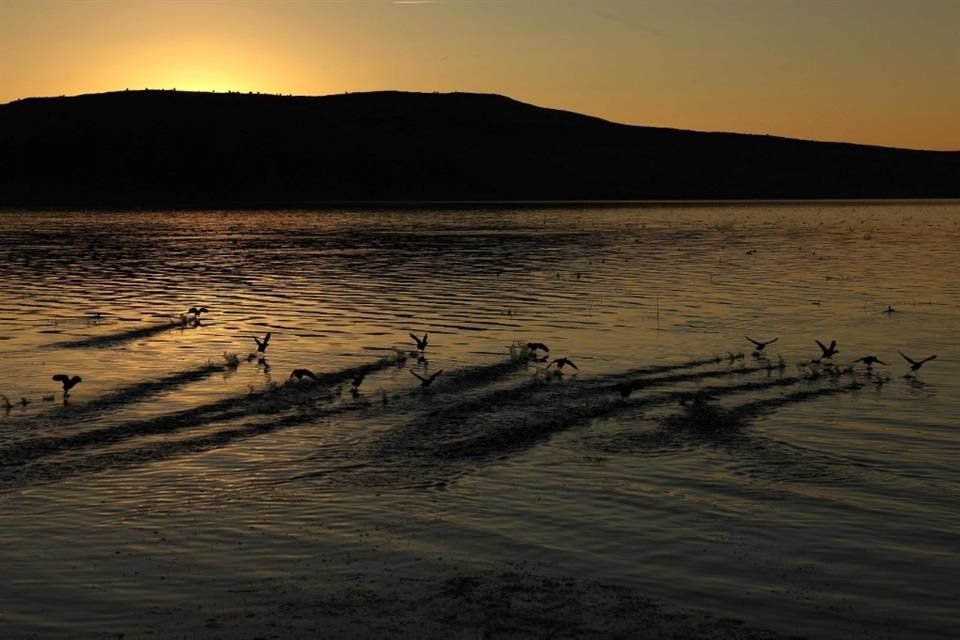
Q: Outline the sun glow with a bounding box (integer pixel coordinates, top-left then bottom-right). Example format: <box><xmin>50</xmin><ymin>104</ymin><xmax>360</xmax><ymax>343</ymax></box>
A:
<box><xmin>86</xmin><ymin>40</ymin><xmax>289</xmax><ymax>95</ymax></box>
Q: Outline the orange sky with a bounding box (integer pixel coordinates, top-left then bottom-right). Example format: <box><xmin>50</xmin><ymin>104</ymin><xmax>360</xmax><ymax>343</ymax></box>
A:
<box><xmin>1</xmin><ymin>0</ymin><xmax>958</xmax><ymax>150</ymax></box>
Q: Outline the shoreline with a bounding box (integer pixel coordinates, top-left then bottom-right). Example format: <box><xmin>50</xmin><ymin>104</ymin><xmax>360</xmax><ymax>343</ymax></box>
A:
<box><xmin>138</xmin><ymin>568</ymin><xmax>796</xmax><ymax>640</ymax></box>
<box><xmin>2</xmin><ymin>563</ymin><xmax>797</xmax><ymax>639</ymax></box>
<box><xmin>2</xmin><ymin>197</ymin><xmax>959</xmax><ymax>213</ymax></box>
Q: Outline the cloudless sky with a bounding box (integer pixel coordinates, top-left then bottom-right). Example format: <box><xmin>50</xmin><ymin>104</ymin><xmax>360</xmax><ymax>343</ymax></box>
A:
<box><xmin>1</xmin><ymin>0</ymin><xmax>958</xmax><ymax>149</ymax></box>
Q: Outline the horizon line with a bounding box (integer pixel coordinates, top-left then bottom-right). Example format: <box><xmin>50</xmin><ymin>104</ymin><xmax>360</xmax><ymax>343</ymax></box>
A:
<box><xmin>4</xmin><ymin>198</ymin><xmax>960</xmax><ymax>214</ymax></box>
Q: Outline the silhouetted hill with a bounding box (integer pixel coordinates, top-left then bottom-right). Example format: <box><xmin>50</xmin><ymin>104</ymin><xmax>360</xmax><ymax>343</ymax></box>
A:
<box><xmin>1</xmin><ymin>89</ymin><xmax>958</xmax><ymax>207</ymax></box>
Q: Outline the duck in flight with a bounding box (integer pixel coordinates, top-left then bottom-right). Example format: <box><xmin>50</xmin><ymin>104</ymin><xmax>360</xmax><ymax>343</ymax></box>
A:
<box><xmin>253</xmin><ymin>332</ymin><xmax>272</xmax><ymax>353</ymax></box>
<box><xmin>853</xmin><ymin>355</ymin><xmax>887</xmax><ymax>369</ymax></box>
<box><xmin>745</xmin><ymin>336</ymin><xmax>778</xmax><ymax>356</ymax></box>
<box><xmin>815</xmin><ymin>339</ymin><xmax>839</xmax><ymax>360</ymax></box>
<box><xmin>526</xmin><ymin>342</ymin><xmax>550</xmax><ymax>362</ymax></box>
<box><xmin>289</xmin><ymin>368</ymin><xmax>319</xmax><ymax>382</ymax></box>
<box><xmin>546</xmin><ymin>357</ymin><xmax>578</xmax><ymax>371</ymax></box>
<box><xmin>410</xmin><ymin>332</ymin><xmax>428</xmax><ymax>353</ymax></box>
<box><xmin>410</xmin><ymin>369</ymin><xmax>443</xmax><ymax>388</ymax></box>
<box><xmin>52</xmin><ymin>374</ymin><xmax>83</xmax><ymax>397</ymax></box>
<box><xmin>898</xmin><ymin>351</ymin><xmax>937</xmax><ymax>373</ymax></box>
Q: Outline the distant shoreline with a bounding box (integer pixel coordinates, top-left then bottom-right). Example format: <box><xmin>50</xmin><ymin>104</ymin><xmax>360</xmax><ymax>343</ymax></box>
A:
<box><xmin>2</xmin><ymin>198</ymin><xmax>959</xmax><ymax>213</ymax></box>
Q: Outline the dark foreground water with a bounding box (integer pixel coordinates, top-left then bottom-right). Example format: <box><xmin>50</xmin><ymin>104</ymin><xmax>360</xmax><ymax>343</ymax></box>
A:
<box><xmin>0</xmin><ymin>203</ymin><xmax>958</xmax><ymax>639</ymax></box>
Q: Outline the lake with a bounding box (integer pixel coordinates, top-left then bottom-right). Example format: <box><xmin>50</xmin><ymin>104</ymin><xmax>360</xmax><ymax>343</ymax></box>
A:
<box><xmin>1</xmin><ymin>203</ymin><xmax>958</xmax><ymax>639</ymax></box>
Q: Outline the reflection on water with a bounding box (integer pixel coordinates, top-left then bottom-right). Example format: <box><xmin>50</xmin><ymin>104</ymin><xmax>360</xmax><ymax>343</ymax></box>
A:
<box><xmin>0</xmin><ymin>203</ymin><xmax>958</xmax><ymax>639</ymax></box>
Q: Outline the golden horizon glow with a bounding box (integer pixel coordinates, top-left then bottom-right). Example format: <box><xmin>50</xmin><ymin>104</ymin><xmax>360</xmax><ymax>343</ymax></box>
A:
<box><xmin>2</xmin><ymin>0</ymin><xmax>959</xmax><ymax>151</ymax></box>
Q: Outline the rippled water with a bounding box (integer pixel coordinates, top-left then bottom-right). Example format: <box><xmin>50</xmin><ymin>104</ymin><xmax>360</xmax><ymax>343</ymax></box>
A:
<box><xmin>1</xmin><ymin>204</ymin><xmax>958</xmax><ymax>639</ymax></box>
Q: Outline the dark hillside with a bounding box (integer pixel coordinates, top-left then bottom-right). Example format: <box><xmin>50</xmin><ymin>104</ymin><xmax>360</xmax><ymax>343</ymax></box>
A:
<box><xmin>1</xmin><ymin>90</ymin><xmax>958</xmax><ymax>207</ymax></box>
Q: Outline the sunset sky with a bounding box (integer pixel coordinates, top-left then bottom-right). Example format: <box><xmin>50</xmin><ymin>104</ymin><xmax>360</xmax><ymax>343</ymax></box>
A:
<box><xmin>1</xmin><ymin>0</ymin><xmax>958</xmax><ymax>150</ymax></box>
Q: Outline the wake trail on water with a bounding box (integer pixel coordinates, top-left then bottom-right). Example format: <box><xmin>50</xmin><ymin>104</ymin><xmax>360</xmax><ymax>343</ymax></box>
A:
<box><xmin>0</xmin><ymin>352</ymin><xmax>870</xmax><ymax>493</ymax></box>
<box><xmin>47</xmin><ymin>320</ymin><xmax>191</xmax><ymax>349</ymax></box>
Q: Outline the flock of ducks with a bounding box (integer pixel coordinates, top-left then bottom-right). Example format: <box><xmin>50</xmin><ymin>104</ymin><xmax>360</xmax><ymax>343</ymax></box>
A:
<box><xmin>747</xmin><ymin>334</ymin><xmax>937</xmax><ymax>386</ymax></box>
<box><xmin>6</xmin><ymin>305</ymin><xmax>584</xmax><ymax>412</ymax></box>
<box><xmin>742</xmin><ymin>331</ymin><xmax>937</xmax><ymax>379</ymax></box>
<box><xmin>0</xmin><ymin>305</ymin><xmax>941</xmax><ymax>415</ymax></box>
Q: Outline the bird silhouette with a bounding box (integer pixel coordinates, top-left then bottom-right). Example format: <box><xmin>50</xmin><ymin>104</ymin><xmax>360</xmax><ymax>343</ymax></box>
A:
<box><xmin>898</xmin><ymin>351</ymin><xmax>937</xmax><ymax>372</ymax></box>
<box><xmin>253</xmin><ymin>332</ymin><xmax>272</xmax><ymax>353</ymax></box>
<box><xmin>289</xmin><ymin>368</ymin><xmax>319</xmax><ymax>381</ymax></box>
<box><xmin>410</xmin><ymin>332</ymin><xmax>428</xmax><ymax>353</ymax></box>
<box><xmin>882</xmin><ymin>305</ymin><xmax>896</xmax><ymax>314</ymax></box>
<box><xmin>815</xmin><ymin>339</ymin><xmax>839</xmax><ymax>359</ymax></box>
<box><xmin>52</xmin><ymin>374</ymin><xmax>82</xmax><ymax>397</ymax></box>
<box><xmin>410</xmin><ymin>369</ymin><xmax>443</xmax><ymax>388</ymax></box>
<box><xmin>188</xmin><ymin>306</ymin><xmax>209</xmax><ymax>317</ymax></box>
<box><xmin>352</xmin><ymin>371</ymin><xmax>366</xmax><ymax>391</ymax></box>
<box><xmin>854</xmin><ymin>355</ymin><xmax>888</xmax><ymax>368</ymax></box>
<box><xmin>526</xmin><ymin>342</ymin><xmax>550</xmax><ymax>353</ymax></box>
<box><xmin>745</xmin><ymin>336</ymin><xmax>778</xmax><ymax>353</ymax></box>
<box><xmin>547</xmin><ymin>357</ymin><xmax>578</xmax><ymax>371</ymax></box>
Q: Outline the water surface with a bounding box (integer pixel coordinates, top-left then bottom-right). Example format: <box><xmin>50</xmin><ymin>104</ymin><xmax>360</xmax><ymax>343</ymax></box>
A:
<box><xmin>1</xmin><ymin>203</ymin><xmax>958</xmax><ymax>639</ymax></box>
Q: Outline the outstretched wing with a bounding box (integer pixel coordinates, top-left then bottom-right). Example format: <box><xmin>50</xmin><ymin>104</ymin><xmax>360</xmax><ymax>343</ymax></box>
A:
<box><xmin>52</xmin><ymin>374</ymin><xmax>68</xmax><ymax>382</ymax></box>
<box><xmin>919</xmin><ymin>355</ymin><xmax>938</xmax><ymax>365</ymax></box>
<box><xmin>429</xmin><ymin>370</ymin><xmax>444</xmax><ymax>382</ymax></box>
<box><xmin>745</xmin><ymin>336</ymin><xmax>762</xmax><ymax>348</ymax></box>
<box><xmin>410</xmin><ymin>370</ymin><xmax>426</xmax><ymax>382</ymax></box>
<box><xmin>766</xmin><ymin>337</ymin><xmax>779</xmax><ymax>346</ymax></box>
<box><xmin>898</xmin><ymin>351</ymin><xmax>917</xmax><ymax>366</ymax></box>
<box><xmin>566</xmin><ymin>359</ymin><xmax>579</xmax><ymax>370</ymax></box>
<box><xmin>815</xmin><ymin>339</ymin><xmax>828</xmax><ymax>354</ymax></box>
